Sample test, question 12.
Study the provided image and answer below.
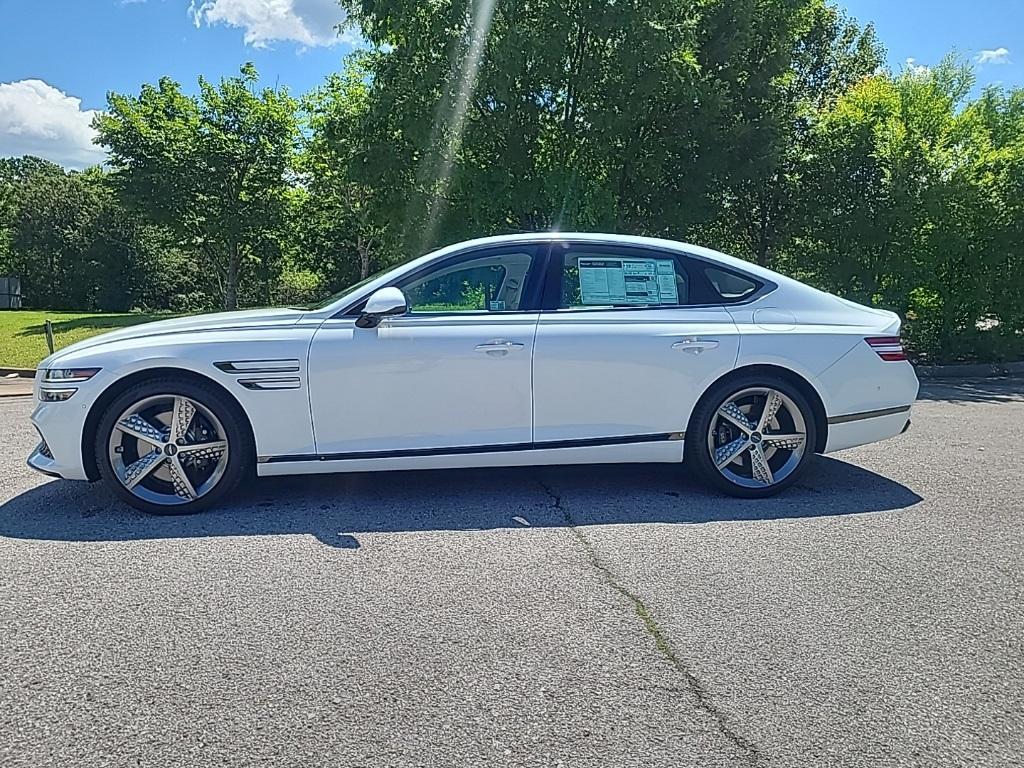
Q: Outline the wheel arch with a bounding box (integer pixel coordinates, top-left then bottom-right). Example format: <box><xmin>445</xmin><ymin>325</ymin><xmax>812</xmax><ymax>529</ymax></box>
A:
<box><xmin>81</xmin><ymin>367</ymin><xmax>255</xmax><ymax>481</ymax></box>
<box><xmin>691</xmin><ymin>364</ymin><xmax>828</xmax><ymax>453</ymax></box>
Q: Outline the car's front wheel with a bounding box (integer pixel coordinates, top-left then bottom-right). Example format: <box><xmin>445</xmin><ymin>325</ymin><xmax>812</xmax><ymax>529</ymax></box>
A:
<box><xmin>95</xmin><ymin>377</ymin><xmax>252</xmax><ymax>515</ymax></box>
<box><xmin>686</xmin><ymin>375</ymin><xmax>816</xmax><ymax>497</ymax></box>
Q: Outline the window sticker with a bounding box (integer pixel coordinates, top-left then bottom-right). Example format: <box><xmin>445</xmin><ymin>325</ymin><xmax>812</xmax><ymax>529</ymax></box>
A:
<box><xmin>578</xmin><ymin>258</ymin><xmax>679</xmax><ymax>305</ymax></box>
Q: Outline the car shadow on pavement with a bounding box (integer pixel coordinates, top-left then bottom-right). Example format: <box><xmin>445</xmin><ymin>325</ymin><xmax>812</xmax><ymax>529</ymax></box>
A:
<box><xmin>0</xmin><ymin>456</ymin><xmax>922</xmax><ymax>548</ymax></box>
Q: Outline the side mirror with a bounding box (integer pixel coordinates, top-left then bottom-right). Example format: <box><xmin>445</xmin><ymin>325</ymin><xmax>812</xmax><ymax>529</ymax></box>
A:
<box><xmin>356</xmin><ymin>287</ymin><xmax>407</xmax><ymax>328</ymax></box>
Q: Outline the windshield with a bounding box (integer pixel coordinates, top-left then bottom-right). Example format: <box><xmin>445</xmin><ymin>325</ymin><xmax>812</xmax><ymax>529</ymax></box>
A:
<box><xmin>301</xmin><ymin>264</ymin><xmax>397</xmax><ymax>311</ymax></box>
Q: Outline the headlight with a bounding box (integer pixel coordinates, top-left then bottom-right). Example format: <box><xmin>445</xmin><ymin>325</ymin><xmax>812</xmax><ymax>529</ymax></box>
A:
<box><xmin>39</xmin><ymin>368</ymin><xmax>101</xmax><ymax>402</ymax></box>
<box><xmin>43</xmin><ymin>368</ymin><xmax>101</xmax><ymax>383</ymax></box>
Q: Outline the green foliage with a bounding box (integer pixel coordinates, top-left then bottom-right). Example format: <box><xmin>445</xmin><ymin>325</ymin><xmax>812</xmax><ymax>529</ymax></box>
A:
<box><xmin>272</xmin><ymin>267</ymin><xmax>327</xmax><ymax>306</ymax></box>
<box><xmin>2</xmin><ymin>3</ymin><xmax>1023</xmax><ymax>366</ymax></box>
<box><xmin>794</xmin><ymin>57</ymin><xmax>1024</xmax><ymax>362</ymax></box>
<box><xmin>704</xmin><ymin>1</ymin><xmax>884</xmax><ymax>268</ymax></box>
<box><xmin>0</xmin><ymin>159</ymin><xmax>189</xmax><ymax>312</ymax></box>
<box><xmin>94</xmin><ymin>63</ymin><xmax>299</xmax><ymax>309</ymax></box>
<box><xmin>297</xmin><ymin>57</ymin><xmax>399</xmax><ymax>293</ymax></box>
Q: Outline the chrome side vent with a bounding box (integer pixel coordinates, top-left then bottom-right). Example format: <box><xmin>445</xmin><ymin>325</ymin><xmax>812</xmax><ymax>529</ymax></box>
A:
<box><xmin>237</xmin><ymin>377</ymin><xmax>302</xmax><ymax>391</ymax></box>
<box><xmin>214</xmin><ymin>359</ymin><xmax>300</xmax><ymax>374</ymax></box>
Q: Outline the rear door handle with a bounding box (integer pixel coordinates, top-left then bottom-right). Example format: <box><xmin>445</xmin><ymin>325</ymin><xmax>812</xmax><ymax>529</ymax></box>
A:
<box><xmin>475</xmin><ymin>339</ymin><xmax>525</xmax><ymax>355</ymax></box>
<box><xmin>672</xmin><ymin>337</ymin><xmax>720</xmax><ymax>354</ymax></box>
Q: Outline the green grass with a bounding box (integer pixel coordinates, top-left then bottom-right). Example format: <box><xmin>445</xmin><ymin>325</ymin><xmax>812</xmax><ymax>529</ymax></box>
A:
<box><xmin>0</xmin><ymin>311</ymin><xmax>172</xmax><ymax>369</ymax></box>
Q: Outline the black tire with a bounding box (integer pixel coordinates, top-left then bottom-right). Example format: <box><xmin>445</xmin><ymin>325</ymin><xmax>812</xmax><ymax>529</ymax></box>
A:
<box><xmin>95</xmin><ymin>376</ymin><xmax>253</xmax><ymax>515</ymax></box>
<box><xmin>685</xmin><ymin>373</ymin><xmax>817</xmax><ymax>498</ymax></box>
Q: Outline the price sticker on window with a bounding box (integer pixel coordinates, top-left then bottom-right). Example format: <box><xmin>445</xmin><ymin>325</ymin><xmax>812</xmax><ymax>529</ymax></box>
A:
<box><xmin>578</xmin><ymin>258</ymin><xmax>678</xmax><ymax>305</ymax></box>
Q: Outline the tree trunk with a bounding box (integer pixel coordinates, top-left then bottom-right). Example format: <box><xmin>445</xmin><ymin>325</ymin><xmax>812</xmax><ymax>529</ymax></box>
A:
<box><xmin>224</xmin><ymin>244</ymin><xmax>240</xmax><ymax>310</ymax></box>
<box><xmin>261</xmin><ymin>241</ymin><xmax>273</xmax><ymax>307</ymax></box>
<box><xmin>357</xmin><ymin>236</ymin><xmax>371</xmax><ymax>280</ymax></box>
<box><xmin>756</xmin><ymin>203</ymin><xmax>771</xmax><ymax>267</ymax></box>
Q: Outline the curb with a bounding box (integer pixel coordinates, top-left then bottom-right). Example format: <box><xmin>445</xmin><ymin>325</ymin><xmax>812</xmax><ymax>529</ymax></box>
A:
<box><xmin>915</xmin><ymin>361</ymin><xmax>1024</xmax><ymax>380</ymax></box>
<box><xmin>0</xmin><ymin>367</ymin><xmax>35</xmax><ymax>378</ymax></box>
<box><xmin>0</xmin><ymin>379</ymin><xmax>34</xmax><ymax>398</ymax></box>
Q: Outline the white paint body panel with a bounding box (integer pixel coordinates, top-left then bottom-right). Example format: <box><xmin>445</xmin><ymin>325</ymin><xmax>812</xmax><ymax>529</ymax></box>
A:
<box><xmin>825</xmin><ymin>411</ymin><xmax>911</xmax><ymax>454</ymax></box>
<box><xmin>532</xmin><ymin>307</ymin><xmax>739</xmax><ymax>441</ymax></box>
<box><xmin>30</xmin><ymin>308</ymin><xmax>319</xmax><ymax>479</ymax></box>
<box><xmin>26</xmin><ymin>233</ymin><xmax>919</xmax><ymax>487</ymax></box>
<box><xmin>307</xmin><ymin>314</ymin><xmax>538</xmax><ymax>453</ymax></box>
<box><xmin>814</xmin><ymin>339</ymin><xmax>920</xmax><ymax>420</ymax></box>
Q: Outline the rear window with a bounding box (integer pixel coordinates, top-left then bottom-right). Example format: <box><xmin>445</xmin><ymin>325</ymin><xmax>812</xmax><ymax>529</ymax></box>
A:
<box><xmin>703</xmin><ymin>266</ymin><xmax>760</xmax><ymax>303</ymax></box>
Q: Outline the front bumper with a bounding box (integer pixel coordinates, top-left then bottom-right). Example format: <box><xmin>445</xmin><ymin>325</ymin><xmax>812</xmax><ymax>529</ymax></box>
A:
<box><xmin>28</xmin><ymin>397</ymin><xmax>93</xmax><ymax>481</ymax></box>
<box><xmin>27</xmin><ymin>440</ymin><xmax>64</xmax><ymax>479</ymax></box>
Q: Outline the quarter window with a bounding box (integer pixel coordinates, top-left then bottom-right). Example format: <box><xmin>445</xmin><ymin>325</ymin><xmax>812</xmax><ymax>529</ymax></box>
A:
<box><xmin>703</xmin><ymin>266</ymin><xmax>759</xmax><ymax>302</ymax></box>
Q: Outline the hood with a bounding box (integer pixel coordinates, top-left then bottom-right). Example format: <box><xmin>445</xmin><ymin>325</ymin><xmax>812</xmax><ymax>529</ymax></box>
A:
<box><xmin>43</xmin><ymin>307</ymin><xmax>307</xmax><ymax>366</ymax></box>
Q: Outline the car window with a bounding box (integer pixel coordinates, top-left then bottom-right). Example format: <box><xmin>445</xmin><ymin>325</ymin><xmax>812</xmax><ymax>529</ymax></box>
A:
<box><xmin>399</xmin><ymin>250</ymin><xmax>535</xmax><ymax>313</ymax></box>
<box><xmin>703</xmin><ymin>266</ymin><xmax>760</xmax><ymax>302</ymax></box>
<box><xmin>558</xmin><ymin>249</ymin><xmax>689</xmax><ymax>308</ymax></box>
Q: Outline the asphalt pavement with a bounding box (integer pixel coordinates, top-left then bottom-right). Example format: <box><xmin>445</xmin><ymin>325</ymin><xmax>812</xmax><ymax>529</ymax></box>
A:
<box><xmin>1</xmin><ymin>380</ymin><xmax>1022</xmax><ymax>767</ymax></box>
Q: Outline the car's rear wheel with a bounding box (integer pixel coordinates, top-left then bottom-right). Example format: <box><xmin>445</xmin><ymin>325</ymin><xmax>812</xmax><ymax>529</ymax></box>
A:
<box><xmin>95</xmin><ymin>377</ymin><xmax>252</xmax><ymax>515</ymax></box>
<box><xmin>686</xmin><ymin>375</ymin><xmax>816</xmax><ymax>497</ymax></box>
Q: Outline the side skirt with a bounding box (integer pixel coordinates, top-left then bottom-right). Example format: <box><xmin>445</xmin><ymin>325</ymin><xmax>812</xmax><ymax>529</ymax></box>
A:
<box><xmin>256</xmin><ymin>437</ymin><xmax>684</xmax><ymax>477</ymax></box>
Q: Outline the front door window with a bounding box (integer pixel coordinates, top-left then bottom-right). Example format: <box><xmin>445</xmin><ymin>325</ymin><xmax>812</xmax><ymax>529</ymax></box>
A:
<box><xmin>400</xmin><ymin>250</ymin><xmax>536</xmax><ymax>313</ymax></box>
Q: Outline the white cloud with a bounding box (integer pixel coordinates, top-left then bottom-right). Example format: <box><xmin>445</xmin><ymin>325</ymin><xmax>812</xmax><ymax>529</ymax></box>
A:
<box><xmin>188</xmin><ymin>0</ymin><xmax>349</xmax><ymax>48</ymax></box>
<box><xmin>905</xmin><ymin>58</ymin><xmax>930</xmax><ymax>77</ymax></box>
<box><xmin>976</xmin><ymin>47</ymin><xmax>1011</xmax><ymax>65</ymax></box>
<box><xmin>0</xmin><ymin>80</ymin><xmax>106</xmax><ymax>169</ymax></box>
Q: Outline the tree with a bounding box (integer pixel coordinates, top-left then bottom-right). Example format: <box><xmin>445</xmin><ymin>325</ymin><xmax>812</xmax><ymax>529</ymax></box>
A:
<box><xmin>95</xmin><ymin>63</ymin><xmax>299</xmax><ymax>309</ymax></box>
<box><xmin>0</xmin><ymin>160</ymin><xmax>194</xmax><ymax>312</ymax></box>
<box><xmin>298</xmin><ymin>57</ymin><xmax>397</xmax><ymax>291</ymax></box>
<box><xmin>337</xmin><ymin>0</ymin><xmax>823</xmax><ymax>257</ymax></box>
<box><xmin>3</xmin><ymin>165</ymin><xmax>103</xmax><ymax>309</ymax></box>
<box><xmin>0</xmin><ymin>158</ymin><xmax>65</xmax><ymax>273</ymax></box>
<box><xmin>793</xmin><ymin>58</ymin><xmax>1024</xmax><ymax>362</ymax></box>
<box><xmin>703</xmin><ymin>1</ymin><xmax>884</xmax><ymax>267</ymax></box>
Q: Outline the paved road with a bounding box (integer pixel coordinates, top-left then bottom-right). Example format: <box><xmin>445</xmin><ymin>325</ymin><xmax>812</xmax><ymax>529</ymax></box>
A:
<box><xmin>1</xmin><ymin>380</ymin><xmax>1022</xmax><ymax>767</ymax></box>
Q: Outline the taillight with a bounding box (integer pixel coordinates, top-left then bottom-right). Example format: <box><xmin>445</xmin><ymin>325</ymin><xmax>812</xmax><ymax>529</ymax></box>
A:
<box><xmin>865</xmin><ymin>336</ymin><xmax>907</xmax><ymax>361</ymax></box>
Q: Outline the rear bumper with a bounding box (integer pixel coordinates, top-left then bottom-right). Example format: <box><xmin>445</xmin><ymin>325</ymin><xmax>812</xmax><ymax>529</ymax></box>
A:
<box><xmin>824</xmin><ymin>406</ymin><xmax>912</xmax><ymax>453</ymax></box>
<box><xmin>814</xmin><ymin>339</ymin><xmax>919</xmax><ymax>453</ymax></box>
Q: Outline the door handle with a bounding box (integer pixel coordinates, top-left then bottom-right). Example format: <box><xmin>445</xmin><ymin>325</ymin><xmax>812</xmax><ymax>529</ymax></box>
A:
<box><xmin>672</xmin><ymin>337</ymin><xmax>720</xmax><ymax>354</ymax></box>
<box><xmin>475</xmin><ymin>340</ymin><xmax>525</xmax><ymax>355</ymax></box>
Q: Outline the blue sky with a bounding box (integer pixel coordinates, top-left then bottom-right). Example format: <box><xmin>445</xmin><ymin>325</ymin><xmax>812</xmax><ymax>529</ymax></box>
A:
<box><xmin>844</xmin><ymin>0</ymin><xmax>1021</xmax><ymax>86</ymax></box>
<box><xmin>0</xmin><ymin>0</ymin><xmax>1020</xmax><ymax>168</ymax></box>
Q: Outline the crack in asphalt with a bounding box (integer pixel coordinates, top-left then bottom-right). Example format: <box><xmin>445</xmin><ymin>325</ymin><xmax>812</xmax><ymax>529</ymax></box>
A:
<box><xmin>537</xmin><ymin>477</ymin><xmax>762</xmax><ymax>765</ymax></box>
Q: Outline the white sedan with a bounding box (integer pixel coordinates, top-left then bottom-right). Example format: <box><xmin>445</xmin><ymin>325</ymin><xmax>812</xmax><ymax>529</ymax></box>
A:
<box><xmin>27</xmin><ymin>233</ymin><xmax>918</xmax><ymax>514</ymax></box>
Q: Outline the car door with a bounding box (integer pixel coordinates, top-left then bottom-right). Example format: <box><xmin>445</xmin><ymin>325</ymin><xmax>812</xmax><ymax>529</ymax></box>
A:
<box><xmin>307</xmin><ymin>244</ymin><xmax>546</xmax><ymax>456</ymax></box>
<box><xmin>532</xmin><ymin>241</ymin><xmax>742</xmax><ymax>445</ymax></box>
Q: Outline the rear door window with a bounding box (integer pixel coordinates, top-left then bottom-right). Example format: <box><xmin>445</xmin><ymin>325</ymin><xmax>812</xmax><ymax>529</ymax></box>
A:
<box><xmin>557</xmin><ymin>248</ymin><xmax>690</xmax><ymax>309</ymax></box>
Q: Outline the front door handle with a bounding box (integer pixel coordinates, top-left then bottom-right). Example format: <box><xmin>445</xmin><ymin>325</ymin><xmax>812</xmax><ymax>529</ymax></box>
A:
<box><xmin>672</xmin><ymin>337</ymin><xmax>720</xmax><ymax>354</ymax></box>
<box><xmin>475</xmin><ymin>339</ymin><xmax>525</xmax><ymax>355</ymax></box>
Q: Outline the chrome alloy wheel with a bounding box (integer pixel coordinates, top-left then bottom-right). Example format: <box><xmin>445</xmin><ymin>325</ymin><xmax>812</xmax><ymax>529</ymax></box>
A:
<box><xmin>707</xmin><ymin>387</ymin><xmax>808</xmax><ymax>489</ymax></box>
<box><xmin>107</xmin><ymin>394</ymin><xmax>230</xmax><ymax>507</ymax></box>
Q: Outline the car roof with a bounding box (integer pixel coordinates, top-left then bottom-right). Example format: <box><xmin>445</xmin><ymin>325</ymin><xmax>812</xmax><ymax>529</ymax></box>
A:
<box><xmin>434</xmin><ymin>232</ymin><xmax>787</xmax><ymax>285</ymax></box>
